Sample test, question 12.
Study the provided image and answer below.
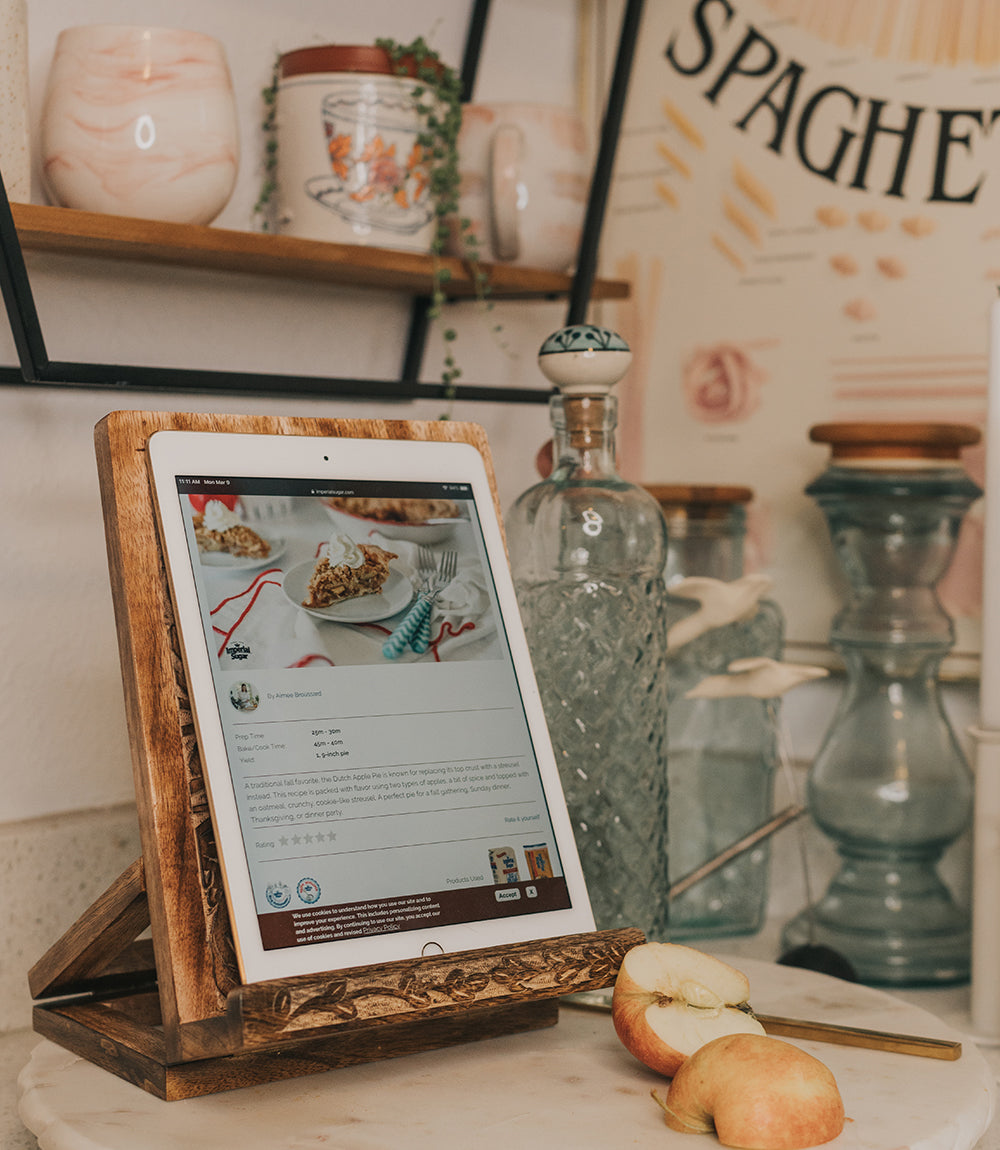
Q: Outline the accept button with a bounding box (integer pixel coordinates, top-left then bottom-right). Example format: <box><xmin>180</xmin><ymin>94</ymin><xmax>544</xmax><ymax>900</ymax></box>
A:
<box><xmin>495</xmin><ymin>887</ymin><xmax>521</xmax><ymax>902</ymax></box>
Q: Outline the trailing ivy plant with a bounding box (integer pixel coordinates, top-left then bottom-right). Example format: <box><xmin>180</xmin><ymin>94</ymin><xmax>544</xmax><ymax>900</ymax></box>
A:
<box><xmin>254</xmin><ymin>38</ymin><xmax>500</xmax><ymax>408</ymax></box>
<box><xmin>253</xmin><ymin>56</ymin><xmax>280</xmax><ymax>231</ymax></box>
<box><xmin>376</xmin><ymin>35</ymin><xmax>497</xmax><ymax>407</ymax></box>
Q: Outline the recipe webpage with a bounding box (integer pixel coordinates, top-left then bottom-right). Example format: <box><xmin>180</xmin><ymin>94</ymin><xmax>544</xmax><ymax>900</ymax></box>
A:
<box><xmin>174</xmin><ymin>474</ymin><xmax>572</xmax><ymax>951</ymax></box>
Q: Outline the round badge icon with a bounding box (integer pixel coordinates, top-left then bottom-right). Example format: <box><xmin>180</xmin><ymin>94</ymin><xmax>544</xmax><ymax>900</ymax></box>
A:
<box><xmin>265</xmin><ymin>881</ymin><xmax>291</xmax><ymax>909</ymax></box>
<box><xmin>296</xmin><ymin>877</ymin><xmax>321</xmax><ymax>904</ymax></box>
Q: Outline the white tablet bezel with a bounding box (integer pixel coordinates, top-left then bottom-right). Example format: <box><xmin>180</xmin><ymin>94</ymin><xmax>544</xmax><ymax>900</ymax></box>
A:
<box><xmin>147</xmin><ymin>428</ymin><xmax>594</xmax><ymax>984</ymax></box>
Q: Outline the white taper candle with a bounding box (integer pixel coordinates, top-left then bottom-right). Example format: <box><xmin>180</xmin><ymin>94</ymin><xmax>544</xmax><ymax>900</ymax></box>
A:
<box><xmin>970</xmin><ymin>293</ymin><xmax>1000</xmax><ymax>1039</ymax></box>
<box><xmin>981</xmin><ymin>294</ymin><xmax>1000</xmax><ymax>726</ymax></box>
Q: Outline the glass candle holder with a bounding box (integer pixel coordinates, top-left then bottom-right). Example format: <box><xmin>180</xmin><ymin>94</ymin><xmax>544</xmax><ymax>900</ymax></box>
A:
<box><xmin>782</xmin><ymin>422</ymin><xmax>981</xmax><ymax>986</ymax></box>
<box><xmin>40</xmin><ymin>25</ymin><xmax>239</xmax><ymax>225</ymax></box>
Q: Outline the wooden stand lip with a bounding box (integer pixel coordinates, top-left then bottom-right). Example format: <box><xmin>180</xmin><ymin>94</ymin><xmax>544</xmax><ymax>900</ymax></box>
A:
<box><xmin>221</xmin><ymin>927</ymin><xmax>644</xmax><ymax>1053</ymax></box>
<box><xmin>29</xmin><ymin>410</ymin><xmax>643</xmax><ymax>1099</ymax></box>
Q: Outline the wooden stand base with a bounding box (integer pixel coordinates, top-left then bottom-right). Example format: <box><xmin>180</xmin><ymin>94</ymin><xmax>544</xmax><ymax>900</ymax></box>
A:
<box><xmin>34</xmin><ymin>993</ymin><xmax>560</xmax><ymax>1101</ymax></box>
<box><xmin>30</xmin><ymin>857</ymin><xmax>640</xmax><ymax>1099</ymax></box>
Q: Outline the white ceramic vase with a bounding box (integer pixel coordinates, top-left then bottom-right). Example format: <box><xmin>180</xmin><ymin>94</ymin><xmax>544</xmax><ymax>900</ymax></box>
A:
<box><xmin>40</xmin><ymin>25</ymin><xmax>239</xmax><ymax>225</ymax></box>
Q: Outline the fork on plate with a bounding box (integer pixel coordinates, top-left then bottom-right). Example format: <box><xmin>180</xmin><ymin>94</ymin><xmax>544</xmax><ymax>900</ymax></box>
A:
<box><xmin>382</xmin><ymin>549</ymin><xmax>458</xmax><ymax>659</ymax></box>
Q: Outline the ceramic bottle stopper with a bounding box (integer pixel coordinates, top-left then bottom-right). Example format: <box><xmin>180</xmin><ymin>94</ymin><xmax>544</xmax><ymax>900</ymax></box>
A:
<box><xmin>537</xmin><ymin>323</ymin><xmax>632</xmax><ymax>394</ymax></box>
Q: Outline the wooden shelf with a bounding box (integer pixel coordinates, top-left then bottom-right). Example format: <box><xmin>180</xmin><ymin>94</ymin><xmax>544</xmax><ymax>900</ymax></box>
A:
<box><xmin>10</xmin><ymin>203</ymin><xmax>629</xmax><ymax>302</ymax></box>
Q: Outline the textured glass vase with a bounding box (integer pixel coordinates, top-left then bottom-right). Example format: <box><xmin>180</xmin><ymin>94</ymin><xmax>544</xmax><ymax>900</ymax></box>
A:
<box><xmin>648</xmin><ymin>485</ymin><xmax>783</xmax><ymax>940</ymax></box>
<box><xmin>507</xmin><ymin>325</ymin><xmax>670</xmax><ymax>941</ymax></box>
<box><xmin>782</xmin><ymin>422</ymin><xmax>981</xmax><ymax>986</ymax></box>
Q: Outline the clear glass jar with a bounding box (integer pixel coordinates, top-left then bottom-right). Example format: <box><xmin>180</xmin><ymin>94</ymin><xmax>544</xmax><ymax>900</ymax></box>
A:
<box><xmin>648</xmin><ymin>485</ymin><xmax>783</xmax><ymax>939</ymax></box>
<box><xmin>507</xmin><ymin>325</ymin><xmax>670</xmax><ymax>940</ymax></box>
<box><xmin>781</xmin><ymin>422</ymin><xmax>981</xmax><ymax>986</ymax></box>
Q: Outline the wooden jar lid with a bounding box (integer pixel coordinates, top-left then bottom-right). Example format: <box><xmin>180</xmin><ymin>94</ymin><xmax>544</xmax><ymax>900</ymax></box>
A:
<box><xmin>644</xmin><ymin>484</ymin><xmax>753</xmax><ymax>521</ymax></box>
<box><xmin>280</xmin><ymin>45</ymin><xmax>394</xmax><ymax>78</ymax></box>
<box><xmin>645</xmin><ymin>484</ymin><xmax>753</xmax><ymax>506</ymax></box>
<box><xmin>809</xmin><ymin>422</ymin><xmax>980</xmax><ymax>462</ymax></box>
<box><xmin>279</xmin><ymin>45</ymin><xmax>440</xmax><ymax>80</ymax></box>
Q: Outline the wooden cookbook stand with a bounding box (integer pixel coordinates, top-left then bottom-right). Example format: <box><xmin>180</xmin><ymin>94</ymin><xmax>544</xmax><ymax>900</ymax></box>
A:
<box><xmin>28</xmin><ymin>410</ymin><xmax>641</xmax><ymax>1100</ymax></box>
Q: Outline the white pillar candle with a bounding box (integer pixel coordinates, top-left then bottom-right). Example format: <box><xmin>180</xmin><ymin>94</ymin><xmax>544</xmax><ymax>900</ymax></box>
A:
<box><xmin>983</xmin><ymin>296</ymin><xmax>1000</xmax><ymax>726</ymax></box>
<box><xmin>971</xmin><ymin>731</ymin><xmax>1000</xmax><ymax>1039</ymax></box>
<box><xmin>971</xmin><ymin>294</ymin><xmax>1000</xmax><ymax>1039</ymax></box>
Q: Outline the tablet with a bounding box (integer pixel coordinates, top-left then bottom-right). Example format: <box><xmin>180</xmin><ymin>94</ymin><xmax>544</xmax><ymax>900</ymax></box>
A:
<box><xmin>147</xmin><ymin>429</ymin><xmax>594</xmax><ymax>984</ymax></box>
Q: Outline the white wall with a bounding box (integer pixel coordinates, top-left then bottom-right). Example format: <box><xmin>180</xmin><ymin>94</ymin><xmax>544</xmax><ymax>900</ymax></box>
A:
<box><xmin>2</xmin><ymin>0</ymin><xmax>580</xmax><ymax>824</ymax></box>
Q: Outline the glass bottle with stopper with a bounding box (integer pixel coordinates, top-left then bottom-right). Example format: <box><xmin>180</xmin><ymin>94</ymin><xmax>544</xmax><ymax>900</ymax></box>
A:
<box><xmin>781</xmin><ymin>422</ymin><xmax>981</xmax><ymax>986</ymax></box>
<box><xmin>507</xmin><ymin>324</ymin><xmax>671</xmax><ymax>941</ymax></box>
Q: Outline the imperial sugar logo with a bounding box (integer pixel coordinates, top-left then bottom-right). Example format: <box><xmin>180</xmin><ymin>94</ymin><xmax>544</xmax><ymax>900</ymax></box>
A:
<box><xmin>265</xmin><ymin>881</ymin><xmax>291</xmax><ymax>909</ymax></box>
<box><xmin>226</xmin><ymin>642</ymin><xmax>251</xmax><ymax>661</ymax></box>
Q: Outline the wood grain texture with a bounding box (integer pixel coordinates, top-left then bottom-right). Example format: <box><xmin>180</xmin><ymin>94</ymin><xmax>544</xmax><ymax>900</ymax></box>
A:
<box><xmin>222</xmin><ymin>927</ymin><xmax>641</xmax><ymax>1054</ymax></box>
<box><xmin>95</xmin><ymin>415</ymin><xmax>233</xmax><ymax>1051</ymax></box>
<box><xmin>12</xmin><ymin>202</ymin><xmax>629</xmax><ymax>301</ymax></box>
<box><xmin>34</xmin><ymin>999</ymin><xmax>169</xmax><ymax>1096</ymax></box>
<box><xmin>36</xmin><ymin>998</ymin><xmax>560</xmax><ymax>1100</ymax></box>
<box><xmin>28</xmin><ymin>857</ymin><xmax>149</xmax><ymax>999</ymax></box>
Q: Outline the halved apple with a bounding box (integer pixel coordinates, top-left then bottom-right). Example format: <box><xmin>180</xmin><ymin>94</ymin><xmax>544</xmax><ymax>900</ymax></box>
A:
<box><xmin>612</xmin><ymin>942</ymin><xmax>766</xmax><ymax>1077</ymax></box>
<box><xmin>652</xmin><ymin>1032</ymin><xmax>846</xmax><ymax>1149</ymax></box>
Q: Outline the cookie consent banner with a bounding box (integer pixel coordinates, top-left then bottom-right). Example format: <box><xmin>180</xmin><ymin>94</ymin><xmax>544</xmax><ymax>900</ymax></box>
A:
<box><xmin>258</xmin><ymin>878</ymin><xmax>572</xmax><ymax>949</ymax></box>
<box><xmin>604</xmin><ymin>0</ymin><xmax>995</xmax><ymax>667</ymax></box>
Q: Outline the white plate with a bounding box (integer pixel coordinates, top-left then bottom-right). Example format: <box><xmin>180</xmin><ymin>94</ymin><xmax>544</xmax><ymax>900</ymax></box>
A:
<box><xmin>199</xmin><ymin>537</ymin><xmax>285</xmax><ymax>570</ymax></box>
<box><xmin>282</xmin><ymin>560</ymin><xmax>413</xmax><ymax>623</ymax></box>
<box><xmin>322</xmin><ymin>503</ymin><xmax>460</xmax><ymax>544</ymax></box>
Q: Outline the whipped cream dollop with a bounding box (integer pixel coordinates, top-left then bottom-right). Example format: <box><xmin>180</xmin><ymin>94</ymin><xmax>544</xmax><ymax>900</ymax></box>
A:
<box><xmin>326</xmin><ymin>532</ymin><xmax>364</xmax><ymax>569</ymax></box>
<box><xmin>202</xmin><ymin>499</ymin><xmax>242</xmax><ymax>532</ymax></box>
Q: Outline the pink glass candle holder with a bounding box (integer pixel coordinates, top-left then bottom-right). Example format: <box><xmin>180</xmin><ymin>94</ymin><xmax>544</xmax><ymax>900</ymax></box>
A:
<box><xmin>40</xmin><ymin>25</ymin><xmax>239</xmax><ymax>225</ymax></box>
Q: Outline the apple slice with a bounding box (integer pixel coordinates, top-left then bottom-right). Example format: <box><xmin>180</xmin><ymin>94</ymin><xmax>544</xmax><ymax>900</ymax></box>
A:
<box><xmin>612</xmin><ymin>942</ymin><xmax>766</xmax><ymax>1077</ymax></box>
<box><xmin>652</xmin><ymin>1032</ymin><xmax>845</xmax><ymax>1150</ymax></box>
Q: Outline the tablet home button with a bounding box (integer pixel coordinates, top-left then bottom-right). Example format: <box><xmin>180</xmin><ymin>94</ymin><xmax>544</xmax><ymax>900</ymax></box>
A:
<box><xmin>421</xmin><ymin>941</ymin><xmax>444</xmax><ymax>957</ymax></box>
<box><xmin>495</xmin><ymin>888</ymin><xmax>521</xmax><ymax>902</ymax></box>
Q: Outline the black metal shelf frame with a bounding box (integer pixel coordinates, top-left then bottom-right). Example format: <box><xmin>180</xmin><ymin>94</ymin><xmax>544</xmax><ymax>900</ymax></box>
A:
<box><xmin>0</xmin><ymin>0</ymin><xmax>643</xmax><ymax>404</ymax></box>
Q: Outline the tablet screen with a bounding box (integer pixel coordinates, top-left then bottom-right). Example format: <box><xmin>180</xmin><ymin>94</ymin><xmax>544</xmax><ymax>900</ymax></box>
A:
<box><xmin>148</xmin><ymin>432</ymin><xmax>592</xmax><ymax>982</ymax></box>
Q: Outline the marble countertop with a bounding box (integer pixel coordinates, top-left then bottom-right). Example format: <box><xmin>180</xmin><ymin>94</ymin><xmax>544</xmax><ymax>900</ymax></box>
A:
<box><xmin>4</xmin><ymin>955</ymin><xmax>998</xmax><ymax>1150</ymax></box>
<box><xmin>2</xmin><ymin>1028</ymin><xmax>43</xmax><ymax>1150</ymax></box>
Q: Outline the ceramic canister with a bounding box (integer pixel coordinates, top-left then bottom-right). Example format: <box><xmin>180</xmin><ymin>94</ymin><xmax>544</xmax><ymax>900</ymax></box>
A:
<box><xmin>275</xmin><ymin>45</ymin><xmax>437</xmax><ymax>251</ymax></box>
<box><xmin>40</xmin><ymin>25</ymin><xmax>239</xmax><ymax>225</ymax></box>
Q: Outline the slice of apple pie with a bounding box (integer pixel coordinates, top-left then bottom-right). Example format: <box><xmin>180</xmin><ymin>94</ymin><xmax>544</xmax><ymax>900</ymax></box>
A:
<box><xmin>193</xmin><ymin>500</ymin><xmax>271</xmax><ymax>559</ymax></box>
<box><xmin>303</xmin><ymin>534</ymin><xmax>397</xmax><ymax>609</ymax></box>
